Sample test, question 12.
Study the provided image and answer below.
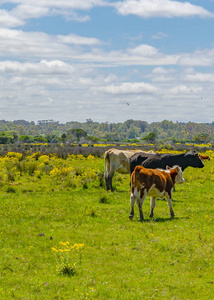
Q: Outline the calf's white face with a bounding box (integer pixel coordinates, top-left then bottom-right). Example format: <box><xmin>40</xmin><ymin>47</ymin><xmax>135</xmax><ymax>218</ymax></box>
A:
<box><xmin>173</xmin><ymin>166</ymin><xmax>185</xmax><ymax>184</ymax></box>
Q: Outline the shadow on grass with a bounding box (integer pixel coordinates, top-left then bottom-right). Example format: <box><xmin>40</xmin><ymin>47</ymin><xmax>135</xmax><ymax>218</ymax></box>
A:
<box><xmin>156</xmin><ymin>198</ymin><xmax>184</xmax><ymax>203</ymax></box>
<box><xmin>111</xmin><ymin>189</ymin><xmax>130</xmax><ymax>193</ymax></box>
<box><xmin>132</xmin><ymin>216</ymin><xmax>190</xmax><ymax>223</ymax></box>
<box><xmin>151</xmin><ymin>216</ymin><xmax>189</xmax><ymax>223</ymax></box>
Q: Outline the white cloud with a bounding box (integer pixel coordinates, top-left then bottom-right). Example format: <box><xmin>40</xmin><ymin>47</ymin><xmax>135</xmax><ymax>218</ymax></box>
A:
<box><xmin>114</xmin><ymin>0</ymin><xmax>214</xmax><ymax>18</ymax></box>
<box><xmin>0</xmin><ymin>27</ymin><xmax>213</xmax><ymax>70</ymax></box>
<box><xmin>185</xmin><ymin>72</ymin><xmax>214</xmax><ymax>82</ymax></box>
<box><xmin>92</xmin><ymin>82</ymin><xmax>158</xmax><ymax>95</ymax></box>
<box><xmin>1</xmin><ymin>0</ymin><xmax>105</xmax><ymax>10</ymax></box>
<box><xmin>0</xmin><ymin>0</ymin><xmax>107</xmax><ymax>28</ymax></box>
<box><xmin>76</xmin><ymin>45</ymin><xmax>179</xmax><ymax>66</ymax></box>
<box><xmin>152</xmin><ymin>31</ymin><xmax>168</xmax><ymax>39</ymax></box>
<box><xmin>169</xmin><ymin>84</ymin><xmax>203</xmax><ymax>95</ymax></box>
<box><xmin>11</xmin><ymin>4</ymin><xmax>49</xmax><ymax>20</ymax></box>
<box><xmin>11</xmin><ymin>4</ymin><xmax>92</xmax><ymax>23</ymax></box>
<box><xmin>57</xmin><ymin>34</ymin><xmax>102</xmax><ymax>46</ymax></box>
<box><xmin>0</xmin><ymin>60</ymin><xmax>75</xmax><ymax>75</ymax></box>
<box><xmin>152</xmin><ymin>67</ymin><xmax>171</xmax><ymax>74</ymax></box>
<box><xmin>0</xmin><ymin>9</ymin><xmax>24</xmax><ymax>27</ymax></box>
<box><xmin>0</xmin><ymin>29</ymin><xmax>103</xmax><ymax>58</ymax></box>
<box><xmin>127</xmin><ymin>44</ymin><xmax>159</xmax><ymax>56</ymax></box>
<box><xmin>148</xmin><ymin>66</ymin><xmax>177</xmax><ymax>82</ymax></box>
<box><xmin>178</xmin><ymin>50</ymin><xmax>214</xmax><ymax>67</ymax></box>
<box><xmin>123</xmin><ymin>34</ymin><xmax>143</xmax><ymax>41</ymax></box>
<box><xmin>50</xmin><ymin>9</ymin><xmax>90</xmax><ymax>22</ymax></box>
<box><xmin>1</xmin><ymin>27</ymin><xmax>213</xmax><ymax>70</ymax></box>
<box><xmin>0</xmin><ymin>29</ymin><xmax>70</xmax><ymax>57</ymax></box>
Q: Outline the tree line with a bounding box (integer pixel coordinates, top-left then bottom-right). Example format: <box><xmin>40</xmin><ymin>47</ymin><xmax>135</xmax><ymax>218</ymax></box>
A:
<box><xmin>0</xmin><ymin>119</ymin><xmax>214</xmax><ymax>144</ymax></box>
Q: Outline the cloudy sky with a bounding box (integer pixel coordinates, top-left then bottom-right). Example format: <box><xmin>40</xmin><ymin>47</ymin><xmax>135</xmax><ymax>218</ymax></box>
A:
<box><xmin>0</xmin><ymin>0</ymin><xmax>214</xmax><ymax>124</ymax></box>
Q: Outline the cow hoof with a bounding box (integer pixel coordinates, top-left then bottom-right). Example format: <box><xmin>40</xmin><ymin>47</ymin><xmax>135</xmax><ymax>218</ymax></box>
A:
<box><xmin>129</xmin><ymin>214</ymin><xmax>133</xmax><ymax>220</ymax></box>
<box><xmin>149</xmin><ymin>214</ymin><xmax>153</xmax><ymax>218</ymax></box>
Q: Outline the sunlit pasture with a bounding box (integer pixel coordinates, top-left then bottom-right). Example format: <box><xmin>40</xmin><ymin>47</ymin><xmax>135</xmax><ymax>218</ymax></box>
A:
<box><xmin>0</xmin><ymin>150</ymin><xmax>213</xmax><ymax>299</ymax></box>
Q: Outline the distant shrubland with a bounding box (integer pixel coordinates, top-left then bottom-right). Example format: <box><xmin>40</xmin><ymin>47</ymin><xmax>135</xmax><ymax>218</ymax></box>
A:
<box><xmin>1</xmin><ymin>118</ymin><xmax>214</xmax><ymax>144</ymax></box>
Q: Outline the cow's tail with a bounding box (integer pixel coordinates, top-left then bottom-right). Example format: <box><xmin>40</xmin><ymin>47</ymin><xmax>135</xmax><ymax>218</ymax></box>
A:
<box><xmin>104</xmin><ymin>150</ymin><xmax>112</xmax><ymax>191</ymax></box>
<box><xmin>130</xmin><ymin>166</ymin><xmax>141</xmax><ymax>193</ymax></box>
<box><xmin>104</xmin><ymin>150</ymin><xmax>111</xmax><ymax>179</ymax></box>
<box><xmin>130</xmin><ymin>166</ymin><xmax>137</xmax><ymax>192</ymax></box>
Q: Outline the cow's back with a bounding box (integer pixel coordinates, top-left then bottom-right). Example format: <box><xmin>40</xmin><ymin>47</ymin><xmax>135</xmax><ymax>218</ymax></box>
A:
<box><xmin>142</xmin><ymin>154</ymin><xmax>171</xmax><ymax>169</ymax></box>
<box><xmin>105</xmin><ymin>148</ymin><xmax>144</xmax><ymax>174</ymax></box>
<box><xmin>132</xmin><ymin>165</ymin><xmax>172</xmax><ymax>193</ymax></box>
<box><xmin>130</xmin><ymin>152</ymin><xmax>157</xmax><ymax>174</ymax></box>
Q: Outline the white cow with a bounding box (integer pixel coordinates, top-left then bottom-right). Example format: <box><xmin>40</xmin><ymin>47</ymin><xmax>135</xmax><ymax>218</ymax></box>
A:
<box><xmin>104</xmin><ymin>148</ymin><xmax>154</xmax><ymax>191</ymax></box>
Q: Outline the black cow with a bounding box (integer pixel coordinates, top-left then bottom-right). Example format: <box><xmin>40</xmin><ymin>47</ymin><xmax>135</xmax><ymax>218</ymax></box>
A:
<box><xmin>130</xmin><ymin>150</ymin><xmax>204</xmax><ymax>174</ymax></box>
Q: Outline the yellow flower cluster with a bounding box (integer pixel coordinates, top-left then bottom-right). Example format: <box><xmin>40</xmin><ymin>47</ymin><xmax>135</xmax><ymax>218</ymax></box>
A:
<box><xmin>38</xmin><ymin>155</ymin><xmax>50</xmax><ymax>165</ymax></box>
<box><xmin>6</xmin><ymin>152</ymin><xmax>23</xmax><ymax>160</ymax></box>
<box><xmin>70</xmin><ymin>243</ymin><xmax>85</xmax><ymax>250</ymax></box>
<box><xmin>50</xmin><ymin>166</ymin><xmax>74</xmax><ymax>177</ymax></box>
<box><xmin>52</xmin><ymin>242</ymin><xmax>84</xmax><ymax>253</ymax></box>
<box><xmin>87</xmin><ymin>154</ymin><xmax>95</xmax><ymax>160</ymax></box>
<box><xmin>93</xmin><ymin>143</ymin><xmax>116</xmax><ymax>147</ymax></box>
<box><xmin>186</xmin><ymin>143</ymin><xmax>212</xmax><ymax>147</ymax></box>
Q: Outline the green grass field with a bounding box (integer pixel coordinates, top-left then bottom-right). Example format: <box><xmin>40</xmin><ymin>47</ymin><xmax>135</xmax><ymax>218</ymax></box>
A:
<box><xmin>0</xmin><ymin>152</ymin><xmax>213</xmax><ymax>299</ymax></box>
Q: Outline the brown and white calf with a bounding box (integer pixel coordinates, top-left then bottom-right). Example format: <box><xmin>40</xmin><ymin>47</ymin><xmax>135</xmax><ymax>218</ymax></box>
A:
<box><xmin>129</xmin><ymin>165</ymin><xmax>185</xmax><ymax>221</ymax></box>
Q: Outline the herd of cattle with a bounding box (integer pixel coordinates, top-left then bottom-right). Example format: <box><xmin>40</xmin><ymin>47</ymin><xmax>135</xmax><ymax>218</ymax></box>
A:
<box><xmin>104</xmin><ymin>148</ymin><xmax>209</xmax><ymax>221</ymax></box>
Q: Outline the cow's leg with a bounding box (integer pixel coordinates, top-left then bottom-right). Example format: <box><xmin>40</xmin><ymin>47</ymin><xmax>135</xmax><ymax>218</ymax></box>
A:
<box><xmin>105</xmin><ymin>171</ymin><xmax>114</xmax><ymax>192</ymax></box>
<box><xmin>105</xmin><ymin>175</ymin><xmax>113</xmax><ymax>191</ymax></box>
<box><xmin>104</xmin><ymin>160</ymin><xmax>110</xmax><ymax>191</ymax></box>
<box><xmin>105</xmin><ymin>175</ymin><xmax>110</xmax><ymax>191</ymax></box>
<box><xmin>149</xmin><ymin>196</ymin><xmax>156</xmax><ymax>218</ymax></box>
<box><xmin>166</xmin><ymin>193</ymin><xmax>174</xmax><ymax>217</ymax></box>
<box><xmin>137</xmin><ymin>190</ymin><xmax>147</xmax><ymax>221</ymax></box>
<box><xmin>129</xmin><ymin>193</ymin><xmax>135</xmax><ymax>219</ymax></box>
<box><xmin>108</xmin><ymin>167</ymin><xmax>115</xmax><ymax>192</ymax></box>
<box><xmin>109</xmin><ymin>175</ymin><xmax>114</xmax><ymax>192</ymax></box>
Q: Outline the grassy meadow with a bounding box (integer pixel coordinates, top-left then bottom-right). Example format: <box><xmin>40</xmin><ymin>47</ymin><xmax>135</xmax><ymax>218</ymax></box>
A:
<box><xmin>0</xmin><ymin>150</ymin><xmax>213</xmax><ymax>299</ymax></box>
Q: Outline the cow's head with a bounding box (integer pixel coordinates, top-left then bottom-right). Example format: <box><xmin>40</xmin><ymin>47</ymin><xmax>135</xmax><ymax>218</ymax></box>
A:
<box><xmin>184</xmin><ymin>151</ymin><xmax>204</xmax><ymax>168</ymax></box>
<box><xmin>167</xmin><ymin>165</ymin><xmax>185</xmax><ymax>184</ymax></box>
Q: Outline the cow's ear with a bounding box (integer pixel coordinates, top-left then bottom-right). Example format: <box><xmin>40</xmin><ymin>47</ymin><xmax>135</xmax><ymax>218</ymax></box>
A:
<box><xmin>175</xmin><ymin>166</ymin><xmax>180</xmax><ymax>173</ymax></box>
<box><xmin>166</xmin><ymin>165</ymin><xmax>170</xmax><ymax>170</ymax></box>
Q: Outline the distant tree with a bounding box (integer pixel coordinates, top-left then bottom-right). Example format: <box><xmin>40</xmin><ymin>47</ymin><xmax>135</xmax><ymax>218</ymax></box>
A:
<box><xmin>143</xmin><ymin>132</ymin><xmax>157</xmax><ymax>142</ymax></box>
<box><xmin>67</xmin><ymin>129</ymin><xmax>88</xmax><ymax>141</ymax></box>
<box><xmin>193</xmin><ymin>134</ymin><xmax>209</xmax><ymax>144</ymax></box>
<box><xmin>33</xmin><ymin>136</ymin><xmax>47</xmax><ymax>143</ymax></box>
<box><xmin>13</xmin><ymin>120</ymin><xmax>30</xmax><ymax>126</ymax></box>
<box><xmin>124</xmin><ymin>119</ymin><xmax>134</xmax><ymax>129</ymax></box>
<box><xmin>137</xmin><ymin>120</ymin><xmax>148</xmax><ymax>132</ymax></box>
<box><xmin>61</xmin><ymin>133</ymin><xmax>67</xmax><ymax>139</ymax></box>
<box><xmin>1</xmin><ymin>119</ymin><xmax>214</xmax><ymax>144</ymax></box>
<box><xmin>20</xmin><ymin>135</ymin><xmax>34</xmax><ymax>143</ymax></box>
<box><xmin>127</xmin><ymin>125</ymin><xmax>138</xmax><ymax>139</ymax></box>
<box><xmin>45</xmin><ymin>134</ymin><xmax>59</xmax><ymax>143</ymax></box>
<box><xmin>86</xmin><ymin>118</ymin><xmax>94</xmax><ymax>124</ymax></box>
<box><xmin>103</xmin><ymin>132</ymin><xmax>120</xmax><ymax>142</ymax></box>
<box><xmin>0</xmin><ymin>131</ymin><xmax>19</xmax><ymax>144</ymax></box>
<box><xmin>86</xmin><ymin>136</ymin><xmax>100</xmax><ymax>143</ymax></box>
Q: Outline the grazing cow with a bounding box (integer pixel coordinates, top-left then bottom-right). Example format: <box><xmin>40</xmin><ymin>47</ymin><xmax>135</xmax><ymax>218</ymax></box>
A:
<box><xmin>130</xmin><ymin>150</ymin><xmax>204</xmax><ymax>175</ymax></box>
<box><xmin>129</xmin><ymin>165</ymin><xmax>185</xmax><ymax>221</ymax></box>
<box><xmin>104</xmin><ymin>148</ymin><xmax>154</xmax><ymax>191</ymax></box>
<box><xmin>198</xmin><ymin>154</ymin><xmax>210</xmax><ymax>161</ymax></box>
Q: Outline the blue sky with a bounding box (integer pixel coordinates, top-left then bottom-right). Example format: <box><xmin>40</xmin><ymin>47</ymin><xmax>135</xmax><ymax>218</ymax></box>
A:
<box><xmin>0</xmin><ymin>0</ymin><xmax>214</xmax><ymax>124</ymax></box>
